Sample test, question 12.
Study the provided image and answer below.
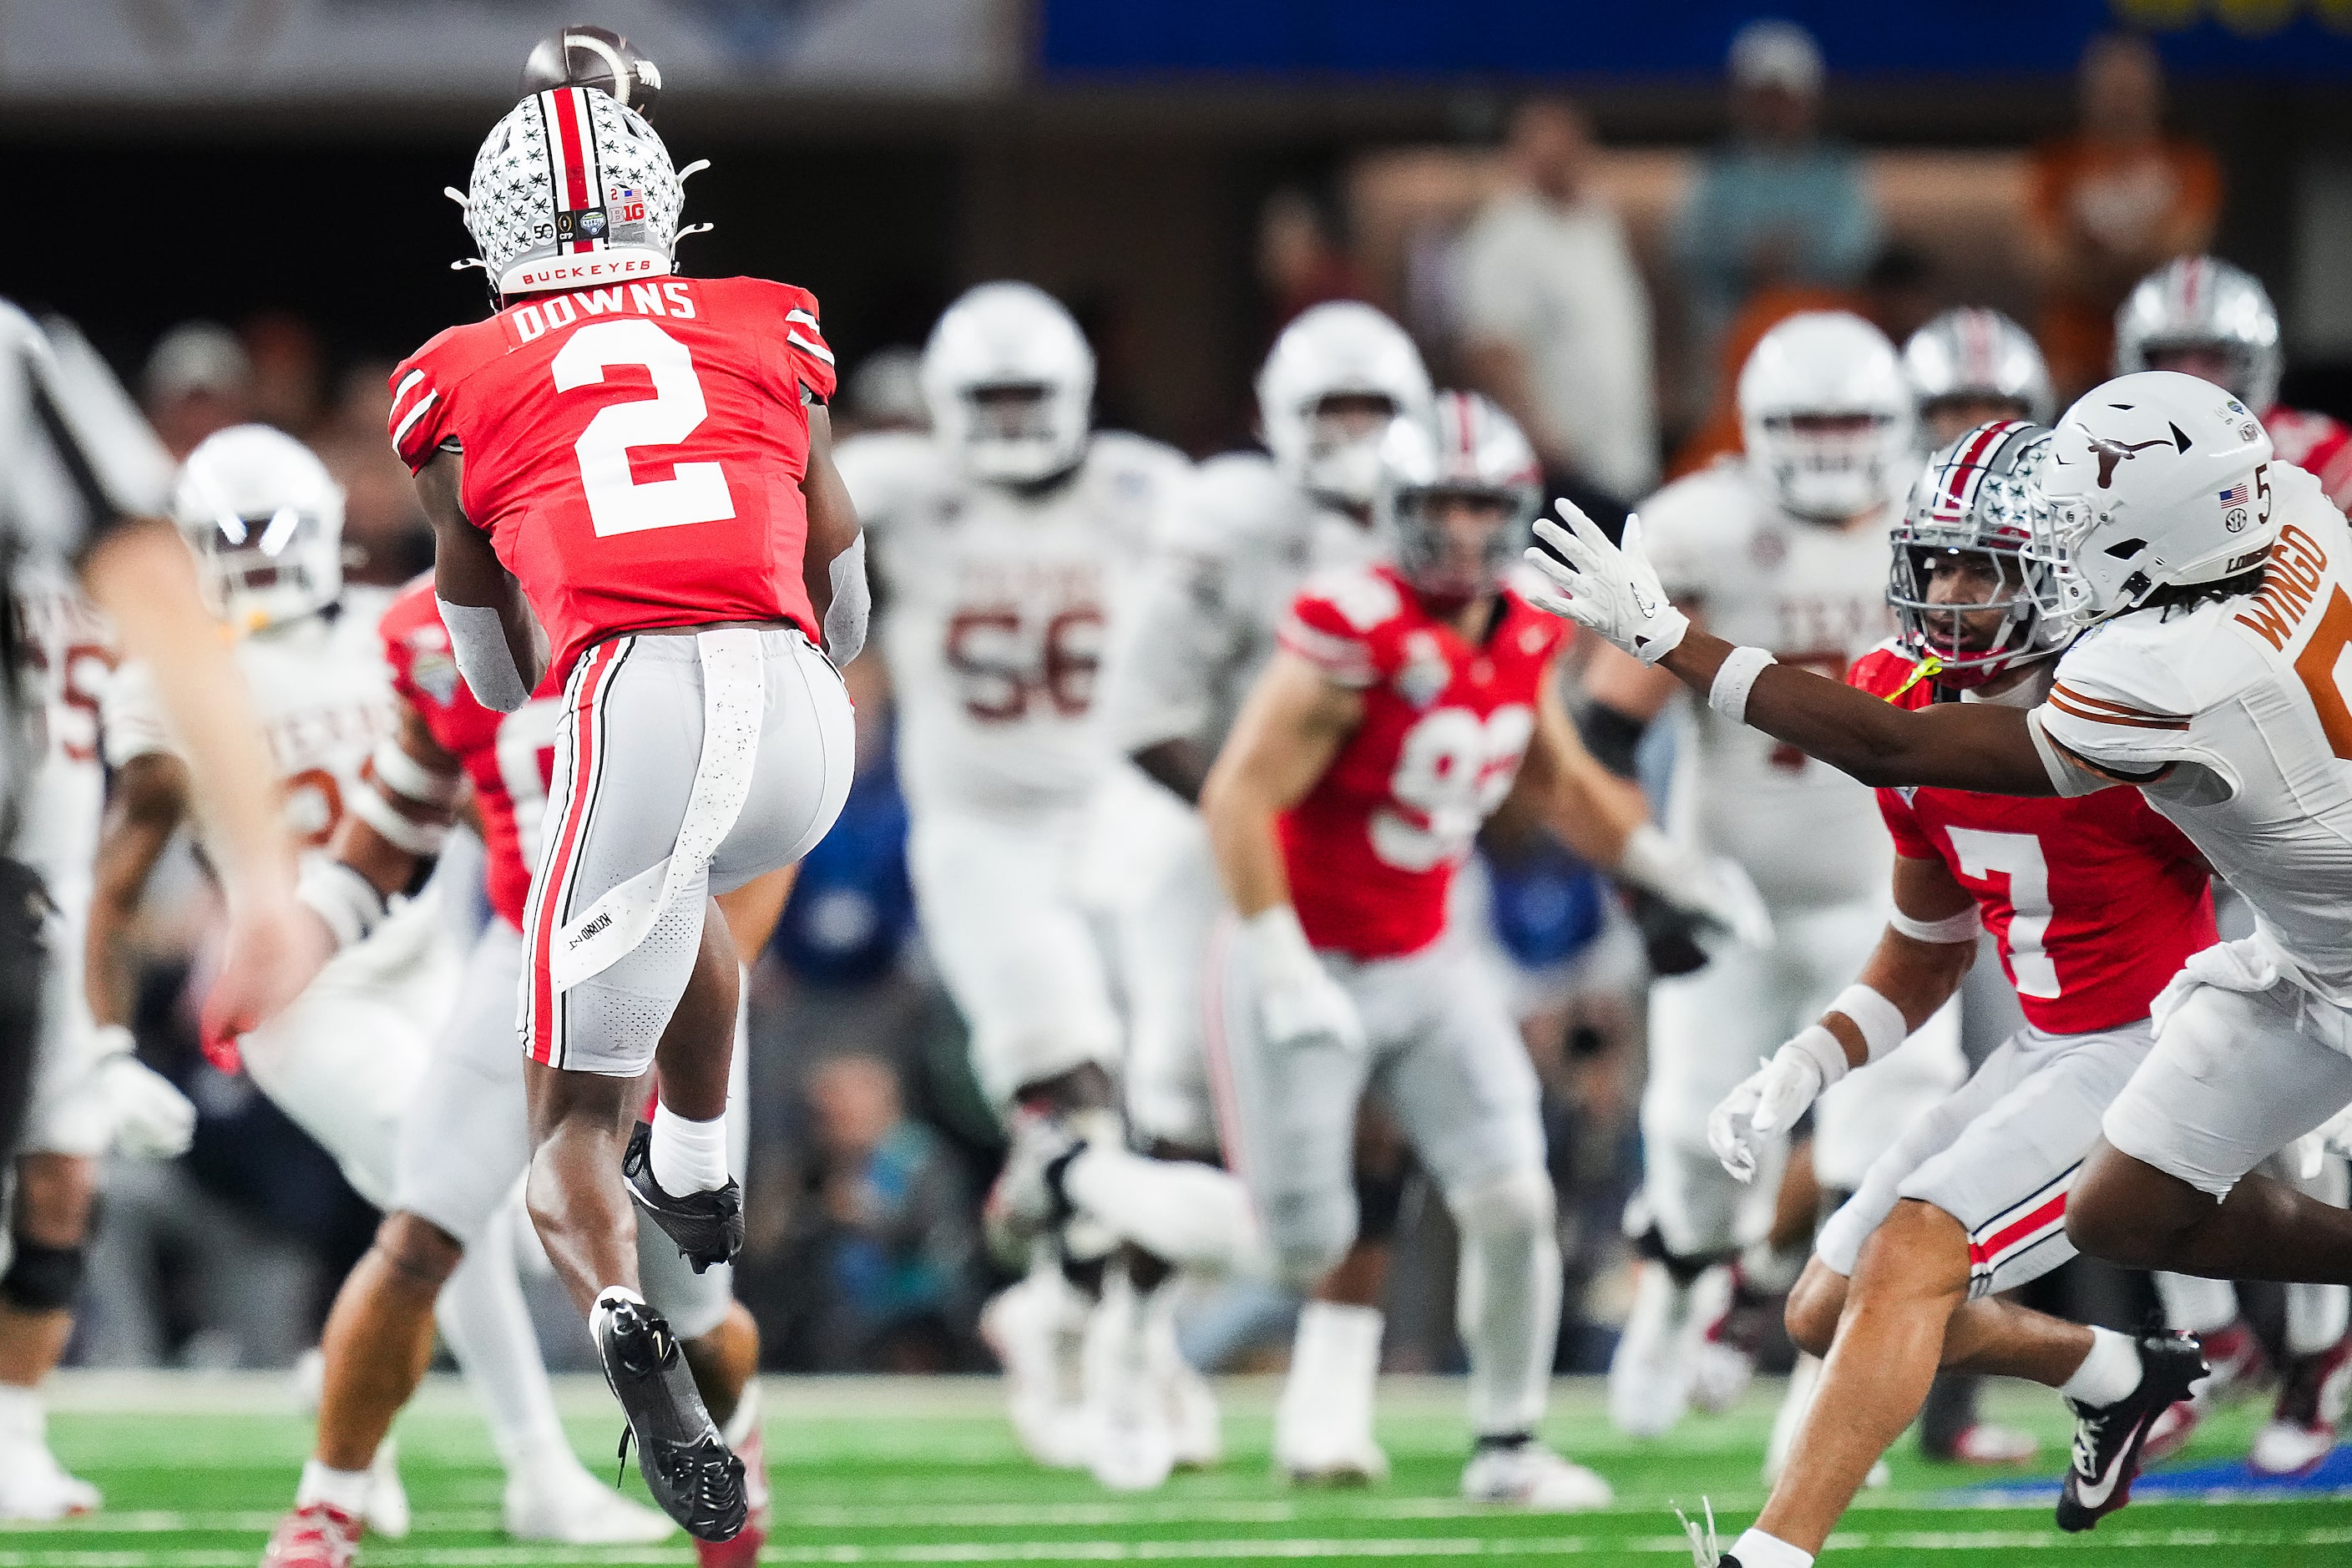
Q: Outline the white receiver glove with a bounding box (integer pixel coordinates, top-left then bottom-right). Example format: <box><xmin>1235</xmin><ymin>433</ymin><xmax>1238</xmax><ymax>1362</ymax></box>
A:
<box><xmin>1523</xmin><ymin>504</ymin><xmax>1691</xmax><ymax>665</ymax></box>
<box><xmin>83</xmin><ymin>1024</ymin><xmax>196</xmax><ymax>1159</ymax></box>
<box><xmin>1618</xmin><ymin>823</ymin><xmax>1777</xmax><ymax>949</ymax></box>
<box><xmin>1706</xmin><ymin>1027</ymin><xmax>1847</xmax><ymax>1183</ymax></box>
<box><xmin>1241</xmin><ymin>906</ymin><xmax>1366</xmax><ymax>1055</ymax></box>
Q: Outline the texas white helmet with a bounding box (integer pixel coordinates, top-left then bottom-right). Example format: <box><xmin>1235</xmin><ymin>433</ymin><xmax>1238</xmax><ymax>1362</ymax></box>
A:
<box><xmin>1738</xmin><ymin>311</ymin><xmax>1915</xmax><ymax>522</ymax></box>
<box><xmin>462</xmin><ymin>86</ymin><xmax>688</xmax><ymax>302</ymax></box>
<box><xmin>2114</xmin><ymin>255</ymin><xmax>2284</xmax><ymax>412</ymax></box>
<box><xmin>1891</xmin><ymin>420</ymin><xmax>2066</xmax><ymax>687</ymax></box>
<box><xmin>169</xmin><ymin>424</ymin><xmax>345</xmax><ymax>635</ymax></box>
<box><xmin>920</xmin><ymin>282</ymin><xmax>1095</xmax><ymax>485</ymax></box>
<box><xmin>2022</xmin><ymin>370</ymin><xmax>2276</xmax><ymax>631</ymax></box>
<box><xmin>1377</xmin><ymin>392</ymin><xmax>1542</xmax><ymax>604</ymax></box>
<box><xmin>1258</xmin><ymin>301</ymin><xmax>1434</xmax><ymax>508</ymax></box>
<box><xmin>1902</xmin><ymin>307</ymin><xmax>2055</xmax><ymax>430</ymax></box>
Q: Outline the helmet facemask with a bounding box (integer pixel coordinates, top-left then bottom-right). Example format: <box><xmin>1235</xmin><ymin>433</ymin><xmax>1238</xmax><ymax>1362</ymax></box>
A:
<box><xmin>1393</xmin><ymin>484</ymin><xmax>1534</xmax><ymax>608</ymax></box>
<box><xmin>1756</xmin><ymin>410</ymin><xmax>1907</xmax><ymax>520</ymax></box>
<box><xmin>170</xmin><ymin>425</ymin><xmax>346</xmax><ymax>637</ymax></box>
<box><xmin>1298</xmin><ymin>392</ymin><xmax>1404</xmax><ymax>509</ymax></box>
<box><xmin>1894</xmin><ymin>420</ymin><xmax>2065</xmax><ymax>682</ymax></box>
<box><xmin>952</xmin><ymin>382</ymin><xmax>1086</xmax><ymax>485</ymax></box>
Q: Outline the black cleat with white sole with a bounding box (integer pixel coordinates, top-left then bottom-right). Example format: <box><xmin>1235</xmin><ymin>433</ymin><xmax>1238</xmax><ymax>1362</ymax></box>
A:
<box><xmin>623</xmin><ymin>1120</ymin><xmax>743</xmax><ymax>1272</ymax></box>
<box><xmin>2056</xmin><ymin>1332</ymin><xmax>2207</xmax><ymax>1533</ymax></box>
<box><xmin>595</xmin><ymin>1292</ymin><xmax>747</xmax><ymax>1542</ymax></box>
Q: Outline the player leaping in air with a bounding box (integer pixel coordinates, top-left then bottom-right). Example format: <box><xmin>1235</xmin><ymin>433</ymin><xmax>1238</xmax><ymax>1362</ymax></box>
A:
<box><xmin>1523</xmin><ymin>372</ymin><xmax>2352</xmax><ymax>1567</ymax></box>
<box><xmin>325</xmin><ymin>86</ymin><xmax>862</xmax><ymax>1542</ymax></box>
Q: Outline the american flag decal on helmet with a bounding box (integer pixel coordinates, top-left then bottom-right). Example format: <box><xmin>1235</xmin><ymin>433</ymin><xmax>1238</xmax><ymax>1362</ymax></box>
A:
<box><xmin>2218</xmin><ymin>482</ymin><xmax>2251</xmax><ymax>508</ymax></box>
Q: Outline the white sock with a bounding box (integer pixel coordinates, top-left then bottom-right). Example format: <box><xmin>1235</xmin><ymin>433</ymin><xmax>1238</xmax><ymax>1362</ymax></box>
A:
<box><xmin>1451</xmin><ymin>1170</ymin><xmax>1561</xmax><ymax>1439</ymax></box>
<box><xmin>2153</xmin><ymin>1272</ymin><xmax>2238</xmax><ymax>1336</ymax></box>
<box><xmin>721</xmin><ymin>1377</ymin><xmax>762</xmax><ymax>1449</ymax></box>
<box><xmin>296</xmin><ymin>1458</ymin><xmax>372</xmax><ymax>1515</ymax></box>
<box><xmin>1729</xmin><ymin>1526</ymin><xmax>1814</xmax><ymax>1568</ymax></box>
<box><xmin>2287</xmin><ymin>1282</ymin><xmax>2352</xmax><ymax>1359</ymax></box>
<box><xmin>650</xmin><ymin>1101</ymin><xmax>729</xmax><ymax>1196</ymax></box>
<box><xmin>2060</xmin><ymin>1326</ymin><xmax>2142</xmax><ymax>1408</ymax></box>
<box><xmin>1277</xmin><ymin>1302</ymin><xmax>1383</xmax><ymax>1439</ymax></box>
<box><xmin>0</xmin><ymin>1383</ymin><xmax>43</xmax><ymax>1446</ymax></box>
<box><xmin>437</xmin><ymin>1201</ymin><xmax>577</xmax><ymax>1479</ymax></box>
<box><xmin>1061</xmin><ymin>1145</ymin><xmax>1263</xmax><ymax>1272</ymax></box>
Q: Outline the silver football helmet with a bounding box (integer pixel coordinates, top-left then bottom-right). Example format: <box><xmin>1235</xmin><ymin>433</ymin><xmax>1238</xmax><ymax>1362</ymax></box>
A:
<box><xmin>1258</xmin><ymin>302</ymin><xmax>1434</xmax><ymax>509</ymax></box>
<box><xmin>1902</xmin><ymin>308</ymin><xmax>2056</xmax><ymax>438</ymax></box>
<box><xmin>1377</xmin><ymin>392</ymin><xmax>1542</xmax><ymax>604</ymax></box>
<box><xmin>2114</xmin><ymin>255</ymin><xmax>2284</xmax><ymax>412</ymax></box>
<box><xmin>920</xmin><ymin>282</ymin><xmax>1095</xmax><ymax>485</ymax></box>
<box><xmin>1738</xmin><ymin>311</ymin><xmax>1915</xmax><ymax>523</ymax></box>
<box><xmin>460</xmin><ymin>87</ymin><xmax>690</xmax><ymax>302</ymax></box>
<box><xmin>169</xmin><ymin>424</ymin><xmax>345</xmax><ymax>635</ymax></box>
<box><xmin>1890</xmin><ymin>420</ymin><xmax>2066</xmax><ymax>688</ymax></box>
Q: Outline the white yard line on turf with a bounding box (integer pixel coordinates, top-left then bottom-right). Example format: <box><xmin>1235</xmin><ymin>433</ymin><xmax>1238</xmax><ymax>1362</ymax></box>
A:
<box><xmin>8</xmin><ymin>1525</ymin><xmax>2352</xmax><ymax>1566</ymax></box>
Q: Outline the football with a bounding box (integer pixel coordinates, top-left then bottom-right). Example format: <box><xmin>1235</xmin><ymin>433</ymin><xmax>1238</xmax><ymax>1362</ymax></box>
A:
<box><xmin>518</xmin><ymin>23</ymin><xmax>661</xmax><ymax>124</ymax></box>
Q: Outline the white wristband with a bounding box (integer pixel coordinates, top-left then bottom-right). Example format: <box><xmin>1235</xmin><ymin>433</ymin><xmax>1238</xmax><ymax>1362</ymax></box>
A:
<box><xmin>1708</xmin><ymin>646</ymin><xmax>1778</xmax><ymax>723</ymax></box>
<box><xmin>367</xmin><ymin>737</ymin><xmax>462</xmax><ymax>808</ymax></box>
<box><xmin>1783</xmin><ymin>1023</ymin><xmax>1851</xmax><ymax>1090</ymax></box>
<box><xmin>90</xmin><ymin>1022</ymin><xmax>135</xmax><ymax>1060</ymax></box>
<box><xmin>1889</xmin><ymin>903</ymin><xmax>1981</xmax><ymax>944</ymax></box>
<box><xmin>1827</xmin><ymin>982</ymin><xmax>1909</xmax><ymax>1064</ymax></box>
<box><xmin>296</xmin><ymin>859</ymin><xmax>388</xmax><ymax>952</ymax></box>
<box><xmin>1239</xmin><ymin>905</ymin><xmax>1323</xmax><ymax>993</ymax></box>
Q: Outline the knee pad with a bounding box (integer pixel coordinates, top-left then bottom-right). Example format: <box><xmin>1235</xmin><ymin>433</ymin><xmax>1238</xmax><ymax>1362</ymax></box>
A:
<box><xmin>1449</xmin><ymin>1166</ymin><xmax>1556</xmax><ymax>1247</ymax></box>
<box><xmin>1353</xmin><ymin>1156</ymin><xmax>1412</xmax><ymax>1245</ymax></box>
<box><xmin>1</xmin><ymin>1240</ymin><xmax>85</xmax><ymax>1312</ymax></box>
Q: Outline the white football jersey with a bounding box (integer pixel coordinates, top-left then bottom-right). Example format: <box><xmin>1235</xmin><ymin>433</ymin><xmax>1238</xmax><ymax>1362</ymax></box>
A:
<box><xmin>838</xmin><ymin>429</ymin><xmax>1187</xmax><ymax>819</ymax></box>
<box><xmin>2032</xmin><ymin>463</ymin><xmax>2352</xmax><ymax>1007</ymax></box>
<box><xmin>8</xmin><ymin>563</ymin><xmax>114</xmax><ymax>910</ymax></box>
<box><xmin>1641</xmin><ymin>458</ymin><xmax>1900</xmax><ymax>908</ymax></box>
<box><xmin>1100</xmin><ymin>451</ymin><xmax>1387</xmax><ymax>763</ymax></box>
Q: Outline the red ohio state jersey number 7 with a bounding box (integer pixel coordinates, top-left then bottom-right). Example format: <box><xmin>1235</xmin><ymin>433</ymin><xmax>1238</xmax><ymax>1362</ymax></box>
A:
<box><xmin>551</xmin><ymin>319</ymin><xmax>737</xmax><ymax>537</ymax></box>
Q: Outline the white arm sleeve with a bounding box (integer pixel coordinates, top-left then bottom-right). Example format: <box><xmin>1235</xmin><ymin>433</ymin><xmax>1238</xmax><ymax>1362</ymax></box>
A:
<box><xmin>822</xmin><ymin>532</ymin><xmax>869</xmax><ymax>665</ymax></box>
<box><xmin>436</xmin><ymin>597</ymin><xmax>531</xmax><ymax>714</ymax></box>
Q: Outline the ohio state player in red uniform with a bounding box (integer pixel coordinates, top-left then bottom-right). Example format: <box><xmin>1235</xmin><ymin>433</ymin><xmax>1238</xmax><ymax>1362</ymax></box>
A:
<box><xmin>1697</xmin><ymin>422</ymin><xmax>2219</xmax><ymax>1568</ymax></box>
<box><xmin>255</xmin><ymin>576</ymin><xmax>796</xmax><ymax>1568</ymax></box>
<box><xmin>1199</xmin><ymin>397</ymin><xmax>1761</xmax><ymax>1507</ymax></box>
<box><xmin>386</xmin><ymin>86</ymin><xmax>860</xmax><ymax>1540</ymax></box>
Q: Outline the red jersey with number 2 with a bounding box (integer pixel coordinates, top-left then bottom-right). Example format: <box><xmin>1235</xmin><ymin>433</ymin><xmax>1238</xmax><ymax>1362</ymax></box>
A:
<box><xmin>1849</xmin><ymin>645</ymin><xmax>2215</xmax><ymax>1034</ymax></box>
<box><xmin>379</xmin><ymin>576</ymin><xmax>567</xmax><ymax>932</ymax></box>
<box><xmin>388</xmin><ymin>276</ymin><xmax>839</xmax><ymax>681</ymax></box>
<box><xmin>1276</xmin><ymin>564</ymin><xmax>1566</xmax><ymax>961</ymax></box>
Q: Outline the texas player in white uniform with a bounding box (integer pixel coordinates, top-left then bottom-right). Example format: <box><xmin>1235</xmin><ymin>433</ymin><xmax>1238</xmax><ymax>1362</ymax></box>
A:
<box><xmin>1529</xmin><ymin>370</ymin><xmax>2352</xmax><ymax>1568</ymax></box>
<box><xmin>84</xmin><ymin>427</ymin><xmax>658</xmax><ymax>1555</ymax></box>
<box><xmin>2113</xmin><ymin>257</ymin><xmax>2352</xmax><ymax>1464</ymax></box>
<box><xmin>1095</xmin><ymin>303</ymin><xmax>1430</xmax><ymax>1483</ymax></box>
<box><xmin>833</xmin><ymin>282</ymin><xmax>1242</xmax><ymax>1487</ymax></box>
<box><xmin>1582</xmin><ymin>312</ymin><xmax>1965</xmax><ymax>1438</ymax></box>
<box><xmin>1201</xmin><ymin>402</ymin><xmax>1762</xmax><ymax>1510</ymax></box>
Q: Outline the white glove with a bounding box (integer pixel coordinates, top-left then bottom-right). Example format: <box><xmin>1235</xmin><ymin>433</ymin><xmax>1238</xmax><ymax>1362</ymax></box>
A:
<box><xmin>1706</xmin><ymin>1029</ymin><xmax>1844</xmax><ymax>1182</ymax></box>
<box><xmin>1241</xmin><ymin>906</ymin><xmax>1366</xmax><ymax>1055</ymax></box>
<box><xmin>1523</xmin><ymin>504</ymin><xmax>1691</xmax><ymax>665</ymax></box>
<box><xmin>1618</xmin><ymin>824</ymin><xmax>1777</xmax><ymax>949</ymax></box>
<box><xmin>86</xmin><ymin>1025</ymin><xmax>196</xmax><ymax>1159</ymax></box>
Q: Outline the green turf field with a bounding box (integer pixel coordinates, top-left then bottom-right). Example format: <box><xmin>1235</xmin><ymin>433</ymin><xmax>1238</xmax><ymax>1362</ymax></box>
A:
<box><xmin>3</xmin><ymin>1372</ymin><xmax>2347</xmax><ymax>1566</ymax></box>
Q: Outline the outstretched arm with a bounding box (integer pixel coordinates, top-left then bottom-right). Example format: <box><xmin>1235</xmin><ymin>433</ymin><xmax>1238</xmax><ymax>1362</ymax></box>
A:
<box><xmin>1524</xmin><ymin>509</ymin><xmax>2091</xmax><ymax>797</ymax></box>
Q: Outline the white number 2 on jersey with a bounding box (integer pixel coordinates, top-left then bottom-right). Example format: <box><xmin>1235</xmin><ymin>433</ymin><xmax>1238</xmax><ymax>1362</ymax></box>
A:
<box><xmin>551</xmin><ymin>319</ymin><xmax>737</xmax><ymax>538</ymax></box>
<box><xmin>1372</xmin><ymin>706</ymin><xmax>1535</xmax><ymax>873</ymax></box>
<box><xmin>1945</xmin><ymin>827</ymin><xmax>2058</xmax><ymax>999</ymax></box>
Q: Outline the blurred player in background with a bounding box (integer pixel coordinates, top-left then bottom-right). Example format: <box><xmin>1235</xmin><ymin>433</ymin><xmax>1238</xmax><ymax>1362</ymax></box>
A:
<box><xmin>0</xmin><ymin>306</ymin><xmax>302</xmax><ymax>1520</ymax></box>
<box><xmin>1901</xmin><ymin>306</ymin><xmax>2056</xmax><ymax>451</ymax></box>
<box><xmin>372</xmin><ymin>83</ymin><xmax>857</xmax><ymax>1542</ymax></box>
<box><xmin>2112</xmin><ymin>252</ymin><xmax>2352</xmax><ymax>1472</ymax></box>
<box><xmin>1099</xmin><ymin>302</ymin><xmax>1429</xmax><ymax>1485</ymax></box>
<box><xmin>1700</xmin><ymin>422</ymin><xmax>2218</xmax><ymax>1560</ymax></box>
<box><xmin>253</xmin><ymin>569</ymin><xmax>789</xmax><ymax>1568</ymax></box>
<box><xmin>1580</xmin><ymin>312</ymin><xmax>1966</xmax><ymax>1439</ymax></box>
<box><xmin>834</xmin><ymin>281</ymin><xmax>1248</xmax><ymax>1490</ymax></box>
<box><xmin>1200</xmin><ymin>396</ymin><xmax>1762</xmax><ymax>1509</ymax></box>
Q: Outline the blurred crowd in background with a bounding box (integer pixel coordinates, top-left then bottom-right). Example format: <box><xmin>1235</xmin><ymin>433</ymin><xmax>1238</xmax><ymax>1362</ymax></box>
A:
<box><xmin>57</xmin><ymin>21</ymin><xmax>2254</xmax><ymax>1378</ymax></box>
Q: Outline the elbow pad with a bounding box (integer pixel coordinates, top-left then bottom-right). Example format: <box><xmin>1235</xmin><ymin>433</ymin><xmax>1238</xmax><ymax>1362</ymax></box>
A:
<box><xmin>436</xmin><ymin>597</ymin><xmax>531</xmax><ymax>713</ymax></box>
<box><xmin>822</xmin><ymin>533</ymin><xmax>869</xmax><ymax>665</ymax></box>
<box><xmin>1576</xmin><ymin>701</ymin><xmax>1648</xmax><ymax>779</ymax></box>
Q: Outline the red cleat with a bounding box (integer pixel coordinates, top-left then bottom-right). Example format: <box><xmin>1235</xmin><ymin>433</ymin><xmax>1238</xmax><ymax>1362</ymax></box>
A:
<box><xmin>260</xmin><ymin>1503</ymin><xmax>362</xmax><ymax>1568</ymax></box>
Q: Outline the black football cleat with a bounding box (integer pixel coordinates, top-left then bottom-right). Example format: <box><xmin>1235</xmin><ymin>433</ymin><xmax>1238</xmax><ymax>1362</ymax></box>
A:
<box><xmin>623</xmin><ymin>1120</ymin><xmax>744</xmax><ymax>1272</ymax></box>
<box><xmin>2056</xmin><ymin>1332</ymin><xmax>2207</xmax><ymax>1533</ymax></box>
<box><xmin>595</xmin><ymin>1292</ymin><xmax>747</xmax><ymax>1542</ymax></box>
